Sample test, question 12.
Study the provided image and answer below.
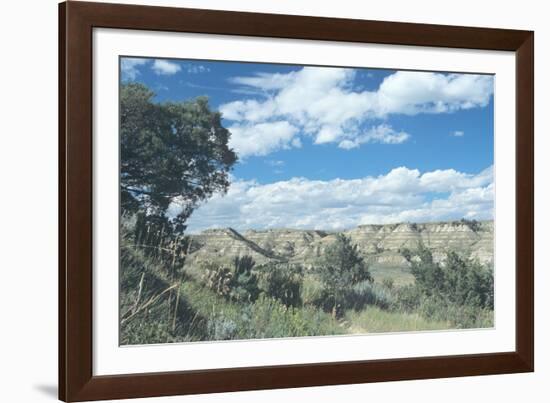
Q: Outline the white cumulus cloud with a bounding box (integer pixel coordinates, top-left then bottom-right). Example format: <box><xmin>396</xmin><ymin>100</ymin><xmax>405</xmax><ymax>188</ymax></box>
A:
<box><xmin>152</xmin><ymin>59</ymin><xmax>181</xmax><ymax>75</ymax></box>
<box><xmin>375</xmin><ymin>71</ymin><xmax>493</xmax><ymax>115</ymax></box>
<box><xmin>220</xmin><ymin>67</ymin><xmax>493</xmax><ymax>157</ymax></box>
<box><xmin>227</xmin><ymin>121</ymin><xmax>300</xmax><ymax>157</ymax></box>
<box><xmin>121</xmin><ymin>58</ymin><xmax>148</xmax><ymax>80</ymax></box>
<box><xmin>337</xmin><ymin>124</ymin><xmax>410</xmax><ymax>149</ymax></box>
<box><xmin>181</xmin><ymin>165</ymin><xmax>494</xmax><ymax>233</ymax></box>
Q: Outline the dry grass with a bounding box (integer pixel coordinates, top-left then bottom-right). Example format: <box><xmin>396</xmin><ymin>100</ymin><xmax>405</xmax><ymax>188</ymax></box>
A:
<box><xmin>370</xmin><ymin>265</ymin><xmax>415</xmax><ymax>287</ymax></box>
<box><xmin>345</xmin><ymin>306</ymin><xmax>452</xmax><ymax>334</ymax></box>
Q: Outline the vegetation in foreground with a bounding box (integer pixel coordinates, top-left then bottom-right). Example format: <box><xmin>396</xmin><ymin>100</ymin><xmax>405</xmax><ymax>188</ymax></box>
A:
<box><xmin>120</xmin><ymin>218</ymin><xmax>494</xmax><ymax>345</ymax></box>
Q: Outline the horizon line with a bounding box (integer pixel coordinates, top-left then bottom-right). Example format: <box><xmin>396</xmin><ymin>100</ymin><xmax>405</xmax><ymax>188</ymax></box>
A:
<box><xmin>188</xmin><ymin>218</ymin><xmax>494</xmax><ymax>235</ymax></box>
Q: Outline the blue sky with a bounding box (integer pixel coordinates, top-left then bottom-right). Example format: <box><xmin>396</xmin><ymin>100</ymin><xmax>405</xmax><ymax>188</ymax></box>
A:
<box><xmin>121</xmin><ymin>57</ymin><xmax>494</xmax><ymax>232</ymax></box>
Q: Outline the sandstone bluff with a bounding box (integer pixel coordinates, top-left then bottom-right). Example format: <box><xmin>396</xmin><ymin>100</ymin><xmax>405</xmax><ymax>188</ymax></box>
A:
<box><xmin>186</xmin><ymin>220</ymin><xmax>493</xmax><ymax>273</ymax></box>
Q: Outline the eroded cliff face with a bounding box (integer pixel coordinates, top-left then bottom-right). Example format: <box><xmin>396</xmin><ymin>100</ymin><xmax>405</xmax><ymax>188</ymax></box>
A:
<box><xmin>186</xmin><ymin>220</ymin><xmax>494</xmax><ymax>270</ymax></box>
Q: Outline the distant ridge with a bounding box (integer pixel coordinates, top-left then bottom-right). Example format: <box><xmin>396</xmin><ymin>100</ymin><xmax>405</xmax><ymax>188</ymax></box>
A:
<box><xmin>187</xmin><ymin>220</ymin><xmax>493</xmax><ymax>270</ymax></box>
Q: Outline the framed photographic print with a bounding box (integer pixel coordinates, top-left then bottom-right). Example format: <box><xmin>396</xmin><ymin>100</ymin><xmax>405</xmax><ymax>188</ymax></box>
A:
<box><xmin>59</xmin><ymin>1</ymin><xmax>534</xmax><ymax>401</ymax></box>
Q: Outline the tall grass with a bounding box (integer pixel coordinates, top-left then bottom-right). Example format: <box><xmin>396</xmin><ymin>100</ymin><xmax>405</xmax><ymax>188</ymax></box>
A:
<box><xmin>120</xmin><ymin>242</ymin><xmax>212</xmax><ymax>344</ymax></box>
<box><xmin>345</xmin><ymin>306</ymin><xmax>452</xmax><ymax>333</ymax></box>
<box><xmin>179</xmin><ymin>280</ymin><xmax>344</xmax><ymax>341</ymax></box>
<box><xmin>120</xmin><ymin>242</ymin><xmax>344</xmax><ymax>343</ymax></box>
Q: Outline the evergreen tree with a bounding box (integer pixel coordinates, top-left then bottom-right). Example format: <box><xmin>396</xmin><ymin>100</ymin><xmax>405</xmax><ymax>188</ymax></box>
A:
<box><xmin>318</xmin><ymin>234</ymin><xmax>372</xmax><ymax>317</ymax></box>
<box><xmin>120</xmin><ymin>82</ymin><xmax>237</xmax><ymax>233</ymax></box>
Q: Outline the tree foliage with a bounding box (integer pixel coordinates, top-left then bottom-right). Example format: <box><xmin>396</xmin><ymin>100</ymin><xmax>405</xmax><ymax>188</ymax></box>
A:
<box><xmin>452</xmin><ymin>218</ymin><xmax>482</xmax><ymax>232</ymax></box>
<box><xmin>317</xmin><ymin>234</ymin><xmax>373</xmax><ymax>317</ymax></box>
<box><xmin>401</xmin><ymin>244</ymin><xmax>494</xmax><ymax>310</ymax></box>
<box><xmin>120</xmin><ymin>82</ymin><xmax>237</xmax><ymax>233</ymax></box>
<box><xmin>230</xmin><ymin>256</ymin><xmax>261</xmax><ymax>303</ymax></box>
<box><xmin>260</xmin><ymin>263</ymin><xmax>304</xmax><ymax>307</ymax></box>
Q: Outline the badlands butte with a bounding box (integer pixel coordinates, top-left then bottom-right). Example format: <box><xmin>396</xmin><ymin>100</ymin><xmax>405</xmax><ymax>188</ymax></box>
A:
<box><xmin>187</xmin><ymin>220</ymin><xmax>493</xmax><ymax>285</ymax></box>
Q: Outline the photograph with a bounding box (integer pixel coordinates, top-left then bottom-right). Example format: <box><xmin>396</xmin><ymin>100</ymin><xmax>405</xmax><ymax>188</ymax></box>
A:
<box><xmin>119</xmin><ymin>57</ymin><xmax>495</xmax><ymax>345</ymax></box>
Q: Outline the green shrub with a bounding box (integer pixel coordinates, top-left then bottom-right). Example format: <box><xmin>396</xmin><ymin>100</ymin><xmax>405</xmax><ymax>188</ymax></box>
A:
<box><xmin>259</xmin><ymin>263</ymin><xmax>304</xmax><ymax>307</ymax></box>
<box><xmin>391</xmin><ymin>284</ymin><xmax>423</xmax><ymax>312</ymax></box>
<box><xmin>206</xmin><ymin>315</ymin><xmax>239</xmax><ymax>340</ymax></box>
<box><xmin>180</xmin><ymin>280</ymin><xmax>343</xmax><ymax>341</ymax></box>
<box><xmin>246</xmin><ymin>295</ymin><xmax>344</xmax><ymax>339</ymax></box>
<box><xmin>317</xmin><ymin>234</ymin><xmax>373</xmax><ymax>317</ymax></box>
<box><xmin>417</xmin><ymin>296</ymin><xmax>494</xmax><ymax>329</ymax></box>
<box><xmin>300</xmin><ymin>275</ymin><xmax>326</xmax><ymax>306</ymax></box>
<box><xmin>345</xmin><ymin>280</ymin><xmax>396</xmax><ymax>311</ymax></box>
<box><xmin>200</xmin><ymin>256</ymin><xmax>260</xmax><ymax>303</ymax></box>
<box><xmin>443</xmin><ymin>251</ymin><xmax>494</xmax><ymax>309</ymax></box>
<box><xmin>230</xmin><ymin>256</ymin><xmax>260</xmax><ymax>303</ymax></box>
<box><xmin>122</xmin><ymin>318</ymin><xmax>180</xmax><ymax>345</ymax></box>
<box><xmin>396</xmin><ymin>246</ymin><xmax>494</xmax><ymax>329</ymax></box>
<box><xmin>401</xmin><ymin>244</ymin><xmax>494</xmax><ymax>310</ymax></box>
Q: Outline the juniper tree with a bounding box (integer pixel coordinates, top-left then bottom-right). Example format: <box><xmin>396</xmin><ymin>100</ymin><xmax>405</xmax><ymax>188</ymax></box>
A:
<box><xmin>318</xmin><ymin>234</ymin><xmax>372</xmax><ymax>318</ymax></box>
<box><xmin>120</xmin><ymin>82</ymin><xmax>237</xmax><ymax>233</ymax></box>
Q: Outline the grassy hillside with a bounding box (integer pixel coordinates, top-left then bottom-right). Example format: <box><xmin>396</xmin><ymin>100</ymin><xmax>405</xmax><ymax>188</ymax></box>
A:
<box><xmin>120</xmin><ymin>242</ymin><xmax>344</xmax><ymax>344</ymax></box>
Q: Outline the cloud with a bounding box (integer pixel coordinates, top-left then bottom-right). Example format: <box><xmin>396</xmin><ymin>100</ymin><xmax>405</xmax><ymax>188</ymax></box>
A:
<box><xmin>181</xmin><ymin>165</ymin><xmax>494</xmax><ymax>233</ymax></box>
<box><xmin>375</xmin><ymin>71</ymin><xmax>493</xmax><ymax>115</ymax></box>
<box><xmin>152</xmin><ymin>59</ymin><xmax>181</xmax><ymax>75</ymax></box>
<box><xmin>337</xmin><ymin>124</ymin><xmax>410</xmax><ymax>149</ymax></box>
<box><xmin>222</xmin><ymin>99</ymin><xmax>277</xmax><ymax>122</ymax></box>
<box><xmin>184</xmin><ymin>64</ymin><xmax>210</xmax><ymax>74</ymax></box>
<box><xmin>452</xmin><ymin>130</ymin><xmax>465</xmax><ymax>137</ymax></box>
<box><xmin>266</xmin><ymin>160</ymin><xmax>285</xmax><ymax>167</ymax></box>
<box><xmin>121</xmin><ymin>58</ymin><xmax>148</xmax><ymax>80</ymax></box>
<box><xmin>229</xmin><ymin>71</ymin><xmax>297</xmax><ymax>91</ymax></box>
<box><xmin>220</xmin><ymin>67</ymin><xmax>493</xmax><ymax>157</ymax></box>
<box><xmin>266</xmin><ymin>160</ymin><xmax>285</xmax><ymax>174</ymax></box>
<box><xmin>227</xmin><ymin>121</ymin><xmax>300</xmax><ymax>157</ymax></box>
<box><xmin>122</xmin><ymin>58</ymin><xmax>209</xmax><ymax>79</ymax></box>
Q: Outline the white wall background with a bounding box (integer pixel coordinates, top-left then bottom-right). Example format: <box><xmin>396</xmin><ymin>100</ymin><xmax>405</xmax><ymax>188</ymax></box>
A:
<box><xmin>0</xmin><ymin>0</ymin><xmax>545</xmax><ymax>402</ymax></box>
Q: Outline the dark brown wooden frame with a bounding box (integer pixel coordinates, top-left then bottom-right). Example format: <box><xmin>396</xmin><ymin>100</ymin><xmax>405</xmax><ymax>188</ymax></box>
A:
<box><xmin>59</xmin><ymin>1</ymin><xmax>534</xmax><ymax>401</ymax></box>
